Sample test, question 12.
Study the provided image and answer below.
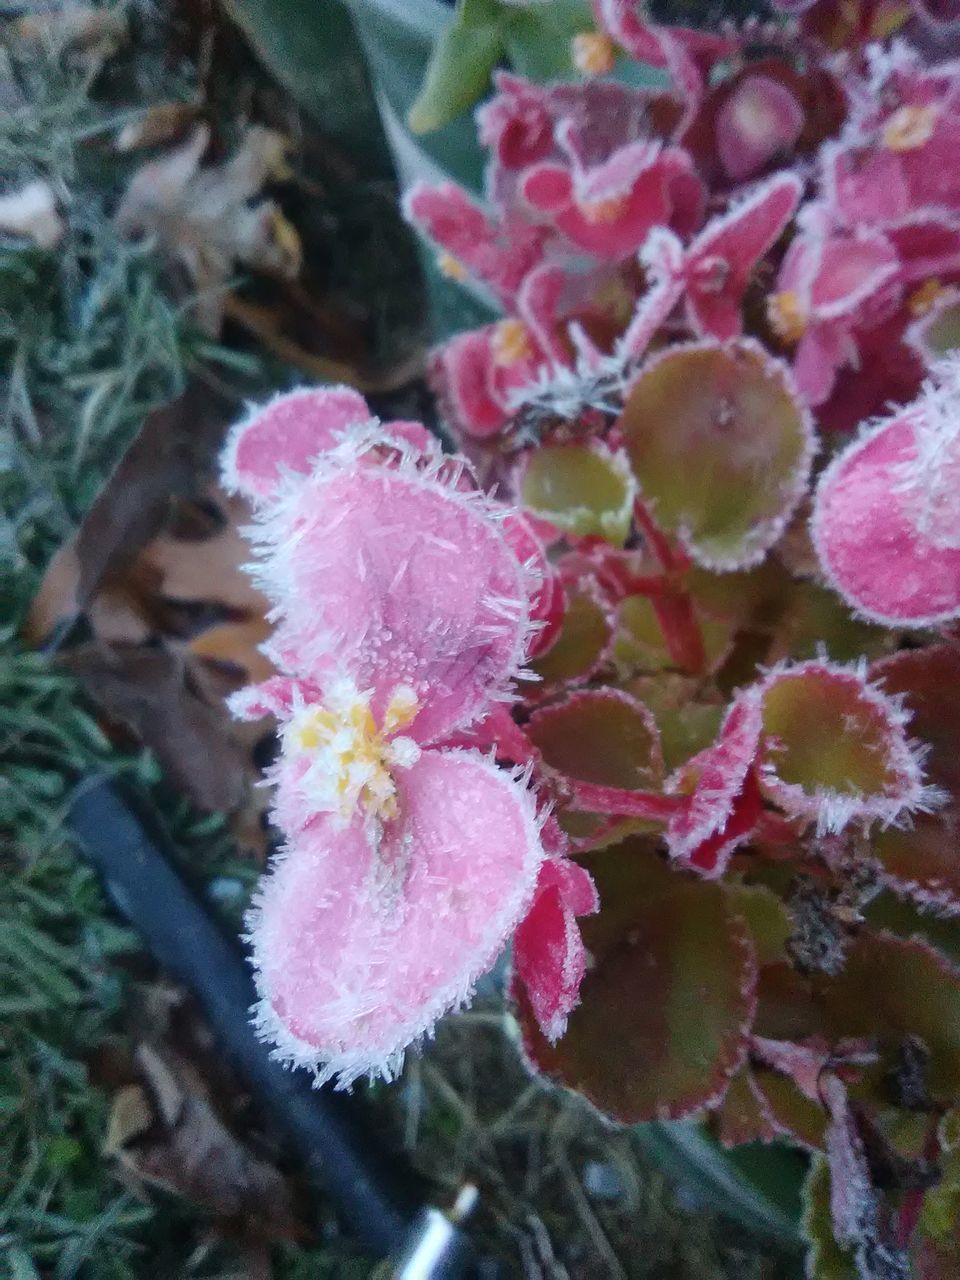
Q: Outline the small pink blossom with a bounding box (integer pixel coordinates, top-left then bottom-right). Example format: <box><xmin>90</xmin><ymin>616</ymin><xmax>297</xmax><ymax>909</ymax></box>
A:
<box><xmin>622</xmin><ymin>171</ymin><xmax>802</xmax><ymax>350</ymax></box>
<box><xmin>520</xmin><ymin>120</ymin><xmax>703</xmax><ymax>261</ymax></box>
<box><xmin>403</xmin><ymin>181</ymin><xmax>546</xmax><ymax>306</ymax></box>
<box><xmin>768</xmin><ymin>209</ymin><xmax>902</xmax><ymax>405</ymax></box>
<box><xmin>221</xmin><ymin>395</ymin><xmax>601</xmax><ymax>1082</ymax></box>
<box><xmin>812</xmin><ymin>360</ymin><xmax>960</xmax><ymax>625</ymax></box>
<box><xmin>715</xmin><ymin>75</ymin><xmax>805</xmax><ymax>184</ymax></box>
<box><xmin>823</xmin><ymin>43</ymin><xmax>960</xmax><ymax>226</ymax></box>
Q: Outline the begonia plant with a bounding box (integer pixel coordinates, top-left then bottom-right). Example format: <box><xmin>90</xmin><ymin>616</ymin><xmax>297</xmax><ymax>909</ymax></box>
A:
<box><xmin>224</xmin><ymin>2</ymin><xmax>960</xmax><ymax>1273</ymax></box>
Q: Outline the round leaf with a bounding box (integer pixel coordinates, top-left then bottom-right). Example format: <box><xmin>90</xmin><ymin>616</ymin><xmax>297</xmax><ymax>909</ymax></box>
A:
<box><xmin>520</xmin><ymin>443</ymin><xmax>636</xmax><ymax>546</ymax></box>
<box><xmin>620</xmin><ymin>341</ymin><xmax>815</xmax><ymax>570</ymax></box>
<box><xmin>531</xmin><ymin>583</ymin><xmax>611</xmax><ymax>686</ymax></box>
<box><xmin>516</xmin><ymin>843</ymin><xmax>757</xmax><ymax>1123</ymax></box>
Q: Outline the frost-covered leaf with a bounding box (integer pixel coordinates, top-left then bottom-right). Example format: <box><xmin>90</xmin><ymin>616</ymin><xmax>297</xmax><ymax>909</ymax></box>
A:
<box><xmin>531</xmin><ymin>581</ymin><xmax>612</xmax><ymax>686</ymax></box>
<box><xmin>820</xmin><ymin>931</ymin><xmax>960</xmax><ymax>1101</ymax></box>
<box><xmin>871</xmin><ymin>646</ymin><xmax>960</xmax><ymax>912</ymax></box>
<box><xmin>802</xmin><ymin>1155</ymin><xmax>859</xmax><ymax>1280</ymax></box>
<box><xmin>519</xmin><ymin>443</ymin><xmax>636</xmax><ymax>546</ymax></box>
<box><xmin>620</xmin><ymin>341</ymin><xmax>815</xmax><ymax>570</ymax></box>
<box><xmin>516</xmin><ymin>844</ymin><xmax>757</xmax><ymax>1122</ymax></box>
<box><xmin>528</xmin><ymin>687</ymin><xmax>663</xmax><ymax>790</ymax></box>
<box><xmin>756</xmin><ymin>661</ymin><xmax>935</xmax><ymax>835</ymax></box>
<box><xmin>614</xmin><ymin>593</ymin><xmax>731</xmax><ymax>675</ymax></box>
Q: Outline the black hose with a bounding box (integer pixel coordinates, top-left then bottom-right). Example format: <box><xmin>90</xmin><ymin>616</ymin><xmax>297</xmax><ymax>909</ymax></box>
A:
<box><xmin>67</xmin><ymin>776</ymin><xmax>421</xmax><ymax>1258</ymax></box>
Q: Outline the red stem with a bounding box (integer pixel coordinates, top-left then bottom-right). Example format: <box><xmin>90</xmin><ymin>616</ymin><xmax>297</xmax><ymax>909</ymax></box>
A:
<box><xmin>568</xmin><ymin>780</ymin><xmax>682</xmax><ymax>820</ymax></box>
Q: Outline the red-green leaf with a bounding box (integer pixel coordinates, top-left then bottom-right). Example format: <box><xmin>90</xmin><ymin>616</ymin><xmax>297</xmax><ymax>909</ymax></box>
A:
<box><xmin>516</xmin><ymin>845</ymin><xmax>757</xmax><ymax>1123</ymax></box>
<box><xmin>620</xmin><ymin>341</ymin><xmax>815</xmax><ymax>570</ymax></box>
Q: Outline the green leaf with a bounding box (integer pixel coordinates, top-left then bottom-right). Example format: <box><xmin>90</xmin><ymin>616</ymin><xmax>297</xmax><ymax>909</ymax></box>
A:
<box><xmin>520</xmin><ymin>443</ymin><xmax>637</xmax><ymax>545</ymax></box>
<box><xmin>223</xmin><ymin>0</ymin><xmax>396</xmax><ymax>178</ymax></box>
<box><xmin>516</xmin><ymin>843</ymin><xmax>757</xmax><ymax>1123</ymax></box>
<box><xmin>621</xmin><ymin>343</ymin><xmax>814</xmax><ymax>570</ymax></box>
<box><xmin>407</xmin><ymin>0</ymin><xmax>507</xmax><ymax>135</ymax></box>
<box><xmin>528</xmin><ymin>688</ymin><xmax>663</xmax><ymax>790</ymax></box>
<box><xmin>820</xmin><ymin>931</ymin><xmax>960</xmax><ymax>1101</ymax></box>
<box><xmin>504</xmin><ymin>0</ymin><xmax>594</xmax><ymax>80</ymax></box>
<box><xmin>802</xmin><ymin>1155</ymin><xmax>858</xmax><ymax>1280</ymax></box>
<box><xmin>531</xmin><ymin>584</ymin><xmax>611</xmax><ymax>686</ymax></box>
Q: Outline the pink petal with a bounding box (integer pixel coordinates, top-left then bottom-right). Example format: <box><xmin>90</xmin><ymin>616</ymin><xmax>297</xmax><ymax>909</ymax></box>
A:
<box><xmin>513</xmin><ymin>879</ymin><xmax>585</xmax><ymax>1042</ymax></box>
<box><xmin>792</xmin><ymin>322</ymin><xmax>853</xmax><ymax>407</ymax></box>
<box><xmin>521</xmin><ymin>164</ymin><xmax>575</xmax><ymax>215</ymax></box>
<box><xmin>686</xmin><ymin>173</ymin><xmax>802</xmax><ymax>341</ymax></box>
<box><xmin>808</xmin><ymin>230</ymin><xmax>899</xmax><ymax>318</ymax></box>
<box><xmin>715</xmin><ymin>75</ymin><xmax>804</xmax><ymax>184</ymax></box>
<box><xmin>250</xmin><ymin>749</ymin><xmax>545</xmax><ymax>1084</ymax></box>
<box><xmin>228</xmin><ymin>674</ymin><xmax>321</xmax><ymax>722</ymax></box>
<box><xmin>812</xmin><ymin>408</ymin><xmax>960</xmax><ymax>625</ymax></box>
<box><xmin>261</xmin><ymin>454</ymin><xmax>535</xmax><ymax>743</ymax></box>
<box><xmin>665</xmin><ymin>691</ymin><xmax>764</xmax><ymax>874</ymax></box>
<box><xmin>516</xmin><ymin>263</ymin><xmax>569</xmax><ymax>365</ymax></box>
<box><xmin>590</xmin><ymin>0</ymin><xmax>670</xmax><ymax>65</ymax></box>
<box><xmin>434</xmin><ymin>330</ymin><xmax>509</xmax><ymax>439</ymax></box>
<box><xmin>503</xmin><ymin>512</ymin><xmax>565</xmax><ymax>657</ymax></box>
<box><xmin>886</xmin><ymin>211</ymin><xmax>960</xmax><ymax>283</ymax></box>
<box><xmin>222</xmin><ymin>387</ymin><xmax>372</xmax><ymax>502</ymax></box>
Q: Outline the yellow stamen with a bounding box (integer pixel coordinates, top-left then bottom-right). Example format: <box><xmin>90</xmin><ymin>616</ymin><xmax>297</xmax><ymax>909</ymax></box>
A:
<box><xmin>768</xmin><ymin>289</ymin><xmax>807</xmax><ymax>345</ymax></box>
<box><xmin>908</xmin><ymin>278</ymin><xmax>949</xmax><ymax>316</ymax></box>
<box><xmin>492</xmin><ymin>317</ymin><xmax>534</xmax><ymax>366</ymax></box>
<box><xmin>437</xmin><ymin>250</ymin><xmax>468</xmax><ymax>281</ymax></box>
<box><xmin>882</xmin><ymin>104</ymin><xmax>937</xmax><ymax>152</ymax></box>
<box><xmin>577</xmin><ymin>193</ymin><xmax>629</xmax><ymax>225</ymax></box>
<box><xmin>286</xmin><ymin>684</ymin><xmax>420</xmax><ymax>822</ymax></box>
<box><xmin>571</xmin><ymin>32</ymin><xmax>616</xmax><ymax>78</ymax></box>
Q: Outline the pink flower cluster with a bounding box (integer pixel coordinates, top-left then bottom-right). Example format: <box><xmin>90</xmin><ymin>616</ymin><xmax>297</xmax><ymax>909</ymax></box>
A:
<box><xmin>405</xmin><ymin>14</ymin><xmax>960</xmax><ymax>441</ymax></box>
<box><xmin>221</xmin><ymin>387</ymin><xmax>596</xmax><ymax>1085</ymax></box>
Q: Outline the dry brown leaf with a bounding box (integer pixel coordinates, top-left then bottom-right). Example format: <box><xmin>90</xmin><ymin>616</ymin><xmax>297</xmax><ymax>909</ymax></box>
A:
<box><xmin>111</xmin><ymin>1044</ymin><xmax>300</xmax><ymax>1245</ymax></box>
<box><xmin>115</xmin><ymin>101</ymin><xmax>202</xmax><ymax>153</ymax></box>
<box><xmin>115</xmin><ymin>124</ymin><xmax>301</xmax><ymax>334</ymax></box>
<box><xmin>61</xmin><ymin>643</ymin><xmax>248</xmax><ymax>814</ymax></box>
<box><xmin>103</xmin><ymin>1083</ymin><xmax>153</xmax><ymax>1156</ymax></box>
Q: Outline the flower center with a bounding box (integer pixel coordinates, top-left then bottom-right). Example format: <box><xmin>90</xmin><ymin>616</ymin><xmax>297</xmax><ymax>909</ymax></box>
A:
<box><xmin>882</xmin><ymin>104</ymin><xmax>937</xmax><ymax>152</ymax></box>
<box><xmin>437</xmin><ymin>250</ymin><xmax>468</xmax><ymax>282</ymax></box>
<box><xmin>577</xmin><ymin>193</ymin><xmax>630</xmax><ymax>224</ymax></box>
<box><xmin>768</xmin><ymin>289</ymin><xmax>807</xmax><ymax>344</ymax></box>
<box><xmin>286</xmin><ymin>681</ymin><xmax>420</xmax><ymax>823</ymax></box>
<box><xmin>907</xmin><ymin>278</ymin><xmax>949</xmax><ymax>316</ymax></box>
<box><xmin>571</xmin><ymin>32</ymin><xmax>615</xmax><ymax>77</ymax></box>
<box><xmin>492</xmin><ymin>318</ymin><xmax>534</xmax><ymax>366</ymax></box>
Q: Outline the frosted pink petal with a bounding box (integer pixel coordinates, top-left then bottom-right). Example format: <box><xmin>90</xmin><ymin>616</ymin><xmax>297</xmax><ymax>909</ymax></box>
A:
<box><xmin>665</xmin><ymin>691</ymin><xmax>764</xmax><ymax>874</ymax></box>
<box><xmin>436</xmin><ymin>330</ymin><xmax>509</xmax><ymax>439</ymax></box>
<box><xmin>261</xmin><ymin>457</ymin><xmax>534</xmax><ymax>742</ymax></box>
<box><xmin>716</xmin><ymin>75</ymin><xmax>804</xmax><ymax>183</ymax></box>
<box><xmin>812</xmin><ymin>409</ymin><xmax>960</xmax><ymax>625</ymax></box>
<box><xmin>228</xmin><ymin>674</ymin><xmax>322</xmax><ymax>722</ymax></box>
<box><xmin>222</xmin><ymin>387</ymin><xmax>371</xmax><ymax>501</ymax></box>
<box><xmin>686</xmin><ymin>173</ymin><xmax>802</xmax><ymax>341</ymax></box>
<box><xmin>516</xmin><ymin>264</ymin><xmax>569</xmax><ymax>365</ymax></box>
<box><xmin>503</xmin><ymin>512</ymin><xmax>565</xmax><ymax>658</ymax></box>
<box><xmin>590</xmin><ymin>0</ymin><xmax>670</xmax><ymax>64</ymax></box>
<box><xmin>250</xmin><ymin>749</ymin><xmax>545</xmax><ymax>1084</ymax></box>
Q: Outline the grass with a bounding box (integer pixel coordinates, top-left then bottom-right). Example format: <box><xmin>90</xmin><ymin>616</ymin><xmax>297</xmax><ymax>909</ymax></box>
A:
<box><xmin>0</xmin><ymin>9</ymin><xmax>794</xmax><ymax>1277</ymax></box>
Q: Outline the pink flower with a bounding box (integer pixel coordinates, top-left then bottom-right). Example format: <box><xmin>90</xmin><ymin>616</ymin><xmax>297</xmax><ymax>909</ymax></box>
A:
<box><xmin>520</xmin><ymin>119</ymin><xmax>703</xmax><ymax>261</ymax></box>
<box><xmin>823</xmin><ymin>43</ymin><xmax>960</xmax><ymax>226</ymax></box>
<box><xmin>768</xmin><ymin>209</ymin><xmax>902</xmax><ymax>405</ymax></box>
<box><xmin>402</xmin><ymin>181</ymin><xmax>545</xmax><ymax>307</ymax></box>
<box><xmin>715</xmin><ymin>74</ymin><xmax>805</xmax><ymax>184</ymax></box>
<box><xmin>812</xmin><ymin>359</ymin><xmax>960</xmax><ymax>625</ymax></box>
<box><xmin>222</xmin><ymin>390</ymin><xmax>597</xmax><ymax>1081</ymax></box>
<box><xmin>620</xmin><ymin>172</ymin><xmax>802</xmax><ymax>351</ymax></box>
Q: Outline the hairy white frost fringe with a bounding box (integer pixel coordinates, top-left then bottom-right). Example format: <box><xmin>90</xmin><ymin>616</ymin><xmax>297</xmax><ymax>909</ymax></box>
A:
<box><xmin>756</xmin><ymin>656</ymin><xmax>947</xmax><ymax>836</ymax></box>
<box><xmin>245</xmin><ymin>752</ymin><xmax>548</xmax><ymax>1090</ymax></box>
<box><xmin>628</xmin><ymin>337</ymin><xmax>819</xmax><ymax>573</ymax></box>
<box><xmin>809</xmin><ymin>360</ymin><xmax>960</xmax><ymax>628</ymax></box>
<box><xmin>231</xmin><ymin>420</ymin><xmax>544</xmax><ymax>725</ymax></box>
